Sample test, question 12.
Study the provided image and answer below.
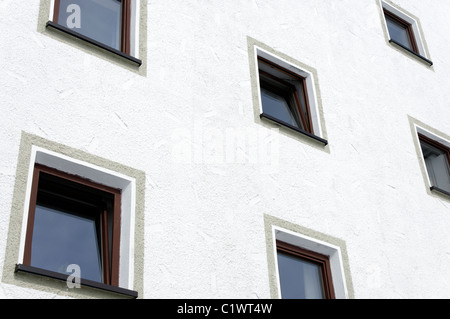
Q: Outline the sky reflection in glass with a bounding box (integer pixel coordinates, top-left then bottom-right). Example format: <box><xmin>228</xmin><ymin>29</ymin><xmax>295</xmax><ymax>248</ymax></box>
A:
<box><xmin>58</xmin><ymin>0</ymin><xmax>122</xmax><ymax>50</ymax></box>
<box><xmin>30</xmin><ymin>205</ymin><xmax>102</xmax><ymax>283</ymax></box>
<box><xmin>261</xmin><ymin>88</ymin><xmax>299</xmax><ymax>128</ymax></box>
<box><xmin>277</xmin><ymin>251</ymin><xmax>324</xmax><ymax>299</ymax></box>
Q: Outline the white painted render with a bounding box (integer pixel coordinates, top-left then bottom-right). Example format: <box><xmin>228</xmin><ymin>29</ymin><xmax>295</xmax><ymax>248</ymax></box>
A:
<box><xmin>0</xmin><ymin>0</ymin><xmax>449</xmax><ymax>299</ymax></box>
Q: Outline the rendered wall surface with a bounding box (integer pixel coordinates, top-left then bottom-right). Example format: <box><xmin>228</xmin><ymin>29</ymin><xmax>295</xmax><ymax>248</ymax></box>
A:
<box><xmin>0</xmin><ymin>0</ymin><xmax>449</xmax><ymax>299</ymax></box>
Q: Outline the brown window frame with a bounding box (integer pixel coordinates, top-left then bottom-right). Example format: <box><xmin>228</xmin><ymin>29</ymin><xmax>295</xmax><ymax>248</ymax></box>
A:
<box><xmin>383</xmin><ymin>8</ymin><xmax>419</xmax><ymax>54</ymax></box>
<box><xmin>22</xmin><ymin>164</ymin><xmax>122</xmax><ymax>287</ymax></box>
<box><xmin>276</xmin><ymin>240</ymin><xmax>335</xmax><ymax>299</ymax></box>
<box><xmin>258</xmin><ymin>56</ymin><xmax>314</xmax><ymax>135</ymax></box>
<box><xmin>418</xmin><ymin>133</ymin><xmax>450</xmax><ymax>196</ymax></box>
<box><xmin>52</xmin><ymin>0</ymin><xmax>132</xmax><ymax>55</ymax></box>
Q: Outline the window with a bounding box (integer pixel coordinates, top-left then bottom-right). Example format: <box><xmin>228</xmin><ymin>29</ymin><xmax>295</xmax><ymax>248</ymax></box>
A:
<box><xmin>256</xmin><ymin>54</ymin><xmax>327</xmax><ymax>145</ymax></box>
<box><xmin>259</xmin><ymin>57</ymin><xmax>313</xmax><ymax>134</ymax></box>
<box><xmin>380</xmin><ymin>1</ymin><xmax>432</xmax><ymax>66</ymax></box>
<box><xmin>383</xmin><ymin>9</ymin><xmax>418</xmax><ymax>54</ymax></box>
<box><xmin>419</xmin><ymin>134</ymin><xmax>450</xmax><ymax>196</ymax></box>
<box><xmin>22</xmin><ymin>164</ymin><xmax>121</xmax><ymax>286</ymax></box>
<box><xmin>276</xmin><ymin>240</ymin><xmax>335</xmax><ymax>299</ymax></box>
<box><xmin>248</xmin><ymin>38</ymin><xmax>329</xmax><ymax>146</ymax></box>
<box><xmin>46</xmin><ymin>0</ymin><xmax>141</xmax><ymax>65</ymax></box>
<box><xmin>54</xmin><ymin>0</ymin><xmax>127</xmax><ymax>52</ymax></box>
<box><xmin>265</xmin><ymin>215</ymin><xmax>353</xmax><ymax>299</ymax></box>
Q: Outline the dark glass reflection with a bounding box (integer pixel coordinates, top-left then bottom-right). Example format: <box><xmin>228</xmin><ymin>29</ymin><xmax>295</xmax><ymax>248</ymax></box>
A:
<box><xmin>58</xmin><ymin>0</ymin><xmax>122</xmax><ymax>50</ymax></box>
<box><xmin>30</xmin><ymin>205</ymin><xmax>102</xmax><ymax>283</ymax></box>
<box><xmin>261</xmin><ymin>88</ymin><xmax>299</xmax><ymax>129</ymax></box>
<box><xmin>386</xmin><ymin>15</ymin><xmax>413</xmax><ymax>50</ymax></box>
<box><xmin>277</xmin><ymin>251</ymin><xmax>324</xmax><ymax>299</ymax></box>
<box><xmin>420</xmin><ymin>141</ymin><xmax>450</xmax><ymax>193</ymax></box>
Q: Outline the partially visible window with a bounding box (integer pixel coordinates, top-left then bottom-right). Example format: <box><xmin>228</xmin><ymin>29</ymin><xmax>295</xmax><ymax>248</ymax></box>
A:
<box><xmin>53</xmin><ymin>0</ymin><xmax>130</xmax><ymax>53</ymax></box>
<box><xmin>46</xmin><ymin>0</ymin><xmax>141</xmax><ymax>65</ymax></box>
<box><xmin>383</xmin><ymin>9</ymin><xmax>418</xmax><ymax>54</ymax></box>
<box><xmin>276</xmin><ymin>240</ymin><xmax>335</xmax><ymax>299</ymax></box>
<box><xmin>23</xmin><ymin>164</ymin><xmax>122</xmax><ymax>286</ymax></box>
<box><xmin>419</xmin><ymin>134</ymin><xmax>450</xmax><ymax>195</ymax></box>
<box><xmin>380</xmin><ymin>1</ymin><xmax>432</xmax><ymax>66</ymax></box>
<box><xmin>257</xmin><ymin>54</ymin><xmax>327</xmax><ymax>145</ymax></box>
<box><xmin>55</xmin><ymin>0</ymin><xmax>125</xmax><ymax>51</ymax></box>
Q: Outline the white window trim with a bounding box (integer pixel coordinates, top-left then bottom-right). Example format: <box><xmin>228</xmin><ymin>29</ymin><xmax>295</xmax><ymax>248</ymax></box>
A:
<box><xmin>130</xmin><ymin>0</ymin><xmax>140</xmax><ymax>59</ymax></box>
<box><xmin>254</xmin><ymin>46</ymin><xmax>324</xmax><ymax>139</ymax></box>
<box><xmin>48</xmin><ymin>0</ymin><xmax>141</xmax><ymax>58</ymax></box>
<box><xmin>18</xmin><ymin>146</ymin><xmax>137</xmax><ymax>290</ymax></box>
<box><xmin>380</xmin><ymin>0</ymin><xmax>427</xmax><ymax>58</ymax></box>
<box><xmin>272</xmin><ymin>225</ymin><xmax>349</xmax><ymax>299</ymax></box>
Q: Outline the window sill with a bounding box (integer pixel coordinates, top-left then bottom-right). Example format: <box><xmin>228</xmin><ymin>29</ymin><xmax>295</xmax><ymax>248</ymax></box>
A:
<box><xmin>430</xmin><ymin>186</ymin><xmax>450</xmax><ymax>198</ymax></box>
<box><xmin>46</xmin><ymin>21</ymin><xmax>142</xmax><ymax>66</ymax></box>
<box><xmin>388</xmin><ymin>39</ymin><xmax>433</xmax><ymax>66</ymax></box>
<box><xmin>15</xmin><ymin>264</ymin><xmax>138</xmax><ymax>298</ymax></box>
<box><xmin>260</xmin><ymin>113</ymin><xmax>328</xmax><ymax>145</ymax></box>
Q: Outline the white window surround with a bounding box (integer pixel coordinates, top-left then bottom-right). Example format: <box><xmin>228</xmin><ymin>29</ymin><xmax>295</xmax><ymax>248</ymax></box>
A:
<box><xmin>18</xmin><ymin>146</ymin><xmax>137</xmax><ymax>290</ymax></box>
<box><xmin>380</xmin><ymin>0</ymin><xmax>427</xmax><ymax>58</ymax></box>
<box><xmin>414</xmin><ymin>125</ymin><xmax>450</xmax><ymax>190</ymax></box>
<box><xmin>254</xmin><ymin>46</ymin><xmax>324</xmax><ymax>139</ymax></box>
<box><xmin>48</xmin><ymin>0</ymin><xmax>141</xmax><ymax>58</ymax></box>
<box><xmin>272</xmin><ymin>226</ymin><xmax>349</xmax><ymax>299</ymax></box>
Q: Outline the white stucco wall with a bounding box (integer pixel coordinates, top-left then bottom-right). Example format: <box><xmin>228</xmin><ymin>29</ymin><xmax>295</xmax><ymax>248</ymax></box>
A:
<box><xmin>0</xmin><ymin>0</ymin><xmax>449</xmax><ymax>299</ymax></box>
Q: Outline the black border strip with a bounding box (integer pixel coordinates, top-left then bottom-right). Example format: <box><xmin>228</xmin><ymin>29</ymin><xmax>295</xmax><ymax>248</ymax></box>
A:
<box><xmin>260</xmin><ymin>113</ymin><xmax>328</xmax><ymax>145</ymax></box>
<box><xmin>46</xmin><ymin>21</ymin><xmax>142</xmax><ymax>66</ymax></box>
<box><xmin>389</xmin><ymin>39</ymin><xmax>433</xmax><ymax>66</ymax></box>
<box><xmin>15</xmin><ymin>264</ymin><xmax>138</xmax><ymax>298</ymax></box>
<box><xmin>430</xmin><ymin>186</ymin><xmax>450</xmax><ymax>198</ymax></box>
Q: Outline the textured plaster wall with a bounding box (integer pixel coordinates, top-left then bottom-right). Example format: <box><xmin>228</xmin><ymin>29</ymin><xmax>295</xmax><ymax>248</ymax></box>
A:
<box><xmin>0</xmin><ymin>0</ymin><xmax>449</xmax><ymax>299</ymax></box>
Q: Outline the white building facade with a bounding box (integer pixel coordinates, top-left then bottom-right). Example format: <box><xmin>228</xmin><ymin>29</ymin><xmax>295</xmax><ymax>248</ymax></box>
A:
<box><xmin>0</xmin><ymin>0</ymin><xmax>449</xmax><ymax>299</ymax></box>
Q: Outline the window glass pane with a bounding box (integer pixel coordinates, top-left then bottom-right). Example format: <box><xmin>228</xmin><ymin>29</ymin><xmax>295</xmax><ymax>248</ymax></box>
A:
<box><xmin>386</xmin><ymin>15</ymin><xmax>413</xmax><ymax>49</ymax></box>
<box><xmin>30</xmin><ymin>205</ymin><xmax>102</xmax><ymax>283</ymax></box>
<box><xmin>261</xmin><ymin>88</ymin><xmax>299</xmax><ymax>129</ymax></box>
<box><xmin>277</xmin><ymin>251</ymin><xmax>325</xmax><ymax>299</ymax></box>
<box><xmin>421</xmin><ymin>142</ymin><xmax>450</xmax><ymax>192</ymax></box>
<box><xmin>58</xmin><ymin>0</ymin><xmax>122</xmax><ymax>50</ymax></box>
